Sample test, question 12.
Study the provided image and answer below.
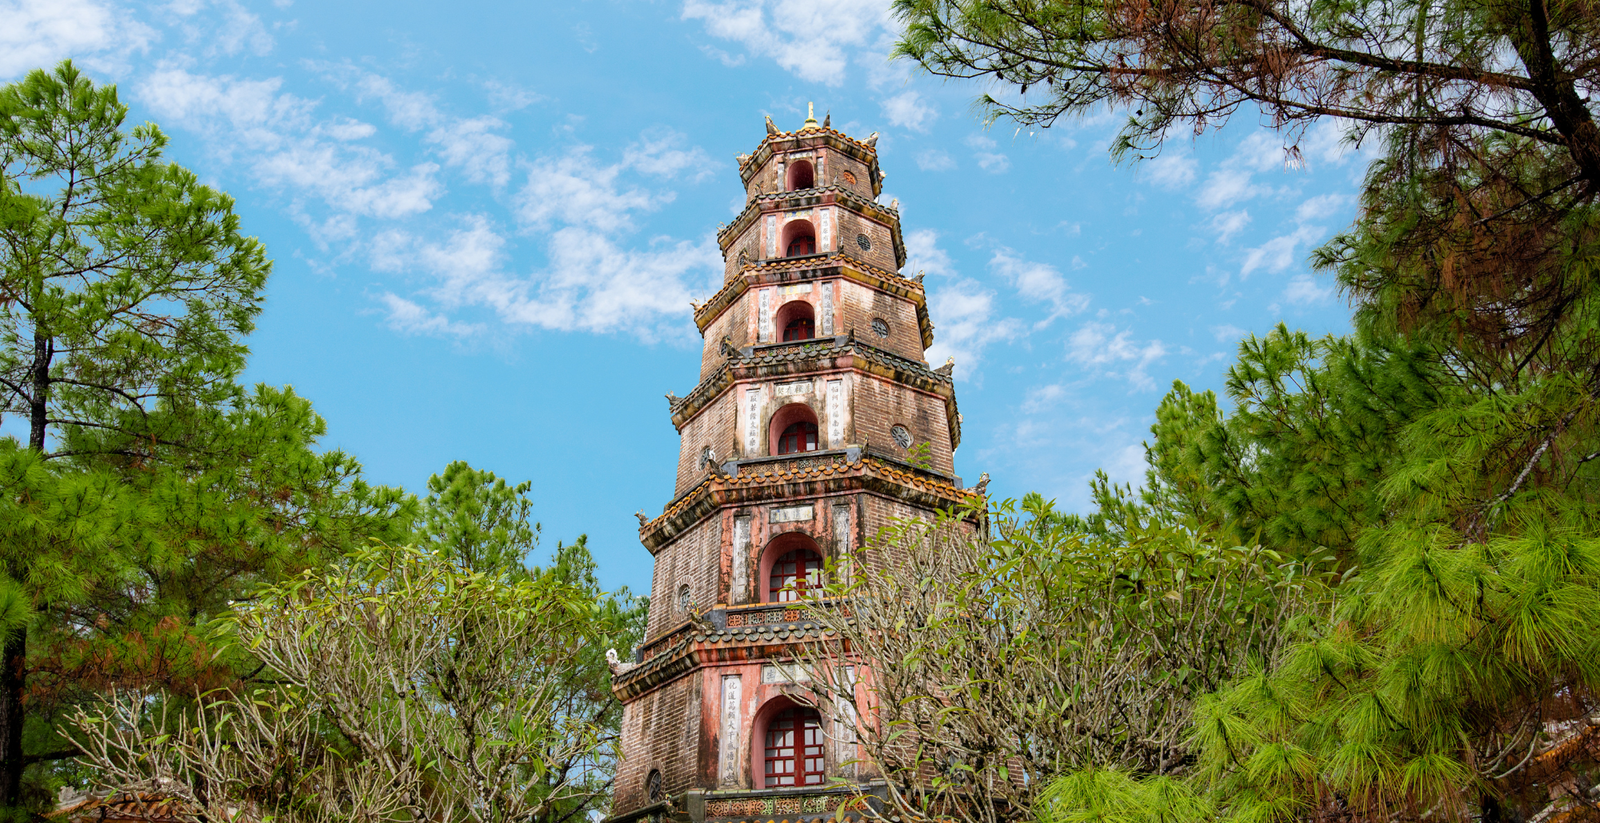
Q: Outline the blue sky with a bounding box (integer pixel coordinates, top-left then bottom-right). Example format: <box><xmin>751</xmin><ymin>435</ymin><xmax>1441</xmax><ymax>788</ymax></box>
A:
<box><xmin>4</xmin><ymin>0</ymin><xmax>1372</xmax><ymax>595</ymax></box>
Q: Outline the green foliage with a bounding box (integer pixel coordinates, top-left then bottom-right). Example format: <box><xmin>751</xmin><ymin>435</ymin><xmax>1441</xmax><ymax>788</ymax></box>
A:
<box><xmin>421</xmin><ymin>460</ymin><xmax>541</xmax><ymax>577</ymax></box>
<box><xmin>805</xmin><ymin>498</ymin><xmax>1331</xmax><ymax>823</ymax></box>
<box><xmin>72</xmin><ymin>542</ymin><xmax>626</xmax><ymax>823</ymax></box>
<box><xmin>0</xmin><ymin>62</ymin><xmax>414</xmax><ymax>815</ymax></box>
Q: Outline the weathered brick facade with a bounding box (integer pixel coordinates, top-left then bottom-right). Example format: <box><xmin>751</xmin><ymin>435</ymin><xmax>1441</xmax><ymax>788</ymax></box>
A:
<box><xmin>610</xmin><ymin>110</ymin><xmax>983</xmax><ymax>823</ymax></box>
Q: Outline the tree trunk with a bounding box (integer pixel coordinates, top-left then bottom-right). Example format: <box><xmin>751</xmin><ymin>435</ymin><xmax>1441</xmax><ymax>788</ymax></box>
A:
<box><xmin>1</xmin><ymin>330</ymin><xmax>51</xmax><ymax>808</ymax></box>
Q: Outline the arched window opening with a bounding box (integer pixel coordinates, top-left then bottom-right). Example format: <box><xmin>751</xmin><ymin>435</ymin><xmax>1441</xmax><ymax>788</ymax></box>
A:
<box><xmin>781</xmin><ymin>220</ymin><xmax>816</xmax><ymax>258</ymax></box>
<box><xmin>774</xmin><ymin>300</ymin><xmax>815</xmax><ymax>342</ymax></box>
<box><xmin>785</xmin><ymin>160</ymin><xmax>814</xmax><ymax>191</ymax></box>
<box><xmin>777</xmin><ymin>421</ymin><xmax>817</xmax><ymax>454</ymax></box>
<box><xmin>764</xmin><ymin>707</ymin><xmax>826</xmax><ymax>787</ymax></box>
<box><xmin>769</xmin><ymin>548</ymin><xmax>823</xmax><ymax>602</ymax></box>
<box><xmin>767</xmin><ymin>402</ymin><xmax>820</xmax><ymax>456</ymax></box>
<box><xmin>647</xmin><ymin>769</ymin><xmax>664</xmax><ymax>802</ymax></box>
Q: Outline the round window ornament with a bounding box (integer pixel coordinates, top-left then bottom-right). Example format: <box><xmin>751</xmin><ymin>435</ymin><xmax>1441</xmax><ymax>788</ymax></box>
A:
<box><xmin>891</xmin><ymin>425</ymin><xmax>913</xmax><ymax>449</ymax></box>
<box><xmin>871</xmin><ymin>318</ymin><xmax>890</xmax><ymax>338</ymax></box>
<box><xmin>856</xmin><ymin>233</ymin><xmax>871</xmax><ymax>251</ymax></box>
<box><xmin>842</xmin><ymin>170</ymin><xmax>857</xmax><ymax>185</ymax></box>
<box><xmin>648</xmin><ymin>770</ymin><xmax>664</xmax><ymax>803</ymax></box>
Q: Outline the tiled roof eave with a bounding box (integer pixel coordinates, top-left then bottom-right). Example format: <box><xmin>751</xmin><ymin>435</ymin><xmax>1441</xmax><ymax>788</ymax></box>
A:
<box><xmin>638</xmin><ymin>457</ymin><xmax>981</xmax><ymax>552</ymax></box>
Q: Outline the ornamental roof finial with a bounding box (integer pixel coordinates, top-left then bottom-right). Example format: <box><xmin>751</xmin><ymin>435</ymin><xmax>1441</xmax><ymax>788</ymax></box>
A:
<box><xmin>803</xmin><ymin>101</ymin><xmax>818</xmax><ymax>130</ymax></box>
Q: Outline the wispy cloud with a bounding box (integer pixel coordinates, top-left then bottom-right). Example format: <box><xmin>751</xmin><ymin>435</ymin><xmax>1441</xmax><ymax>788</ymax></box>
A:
<box><xmin>882</xmin><ymin>90</ymin><xmax>936</xmax><ymax>132</ymax></box>
<box><xmin>989</xmin><ymin>248</ymin><xmax>1090</xmax><ymax>328</ymax></box>
<box><xmin>1066</xmin><ymin>321</ymin><xmax>1168</xmax><ymax>390</ymax></box>
<box><xmin>680</xmin><ymin>0</ymin><xmax>893</xmax><ymax>86</ymax></box>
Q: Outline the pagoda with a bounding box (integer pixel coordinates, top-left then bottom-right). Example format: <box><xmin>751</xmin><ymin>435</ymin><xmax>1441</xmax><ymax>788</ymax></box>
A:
<box><xmin>608</xmin><ymin>106</ymin><xmax>982</xmax><ymax>823</ymax></box>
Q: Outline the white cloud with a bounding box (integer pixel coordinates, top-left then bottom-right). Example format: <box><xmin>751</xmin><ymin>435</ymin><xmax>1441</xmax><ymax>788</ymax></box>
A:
<box><xmin>1143</xmin><ymin>151</ymin><xmax>1197</xmax><ymax>188</ymax></box>
<box><xmin>908</xmin><ymin>232</ymin><xmax>1021</xmax><ymax>368</ymax></box>
<box><xmin>1021</xmin><ymin>384</ymin><xmax>1067</xmax><ymax>414</ymax></box>
<box><xmin>516</xmin><ymin>146</ymin><xmax>667</xmax><ymax>233</ymax></box>
<box><xmin>0</xmin><ymin>0</ymin><xmax>156</xmax><ymax>78</ymax></box>
<box><xmin>1294</xmin><ymin>192</ymin><xmax>1350</xmax><ymax>223</ymax></box>
<box><xmin>141</xmin><ymin>68</ymin><xmax>444</xmax><ymax>220</ymax></box>
<box><xmin>1102</xmin><ymin>441</ymin><xmax>1149</xmax><ymax>487</ymax></box>
<box><xmin>882</xmin><ymin>90</ymin><xmax>935</xmax><ymax>132</ymax></box>
<box><xmin>904</xmin><ymin>229</ymin><xmax>955</xmax><ymax>278</ymax></box>
<box><xmin>915</xmin><ymin>149</ymin><xmax>955</xmax><ymax>172</ymax></box>
<box><xmin>1283</xmin><ymin>273</ymin><xmax>1335</xmax><ymax>306</ymax></box>
<box><xmin>975</xmin><ymin>152</ymin><xmax>1010</xmax><ymax>173</ymax></box>
<box><xmin>427</xmin><ymin>116</ymin><xmax>514</xmax><ymax>187</ymax></box>
<box><xmin>1209</xmin><ymin>210</ymin><xmax>1251</xmax><ymax>243</ymax></box>
<box><xmin>966</xmin><ymin>135</ymin><xmax>1011</xmax><ymax>172</ymax></box>
<box><xmin>1240</xmin><ymin>225</ymin><xmax>1323</xmax><ymax>278</ymax></box>
<box><xmin>374</xmin><ymin>216</ymin><xmax>721</xmax><ymax>339</ymax></box>
<box><xmin>1211</xmin><ymin>324</ymin><xmax>1247</xmax><ymax>342</ymax></box>
<box><xmin>483</xmin><ymin>79</ymin><xmax>543</xmax><ymax>112</ymax></box>
<box><xmin>1195</xmin><ymin>168</ymin><xmax>1267</xmax><ymax>211</ymax></box>
<box><xmin>378</xmin><ymin>293</ymin><xmax>482</xmax><ymax>337</ymax></box>
<box><xmin>989</xmin><ymin>248</ymin><xmax>1090</xmax><ymax>327</ymax></box>
<box><xmin>1066</xmin><ymin>321</ymin><xmax>1168</xmax><ymax>390</ymax></box>
<box><xmin>624</xmin><ymin>129</ymin><xmax>713</xmax><ymax>180</ymax></box>
<box><xmin>681</xmin><ymin>0</ymin><xmax>893</xmax><ymax>85</ymax></box>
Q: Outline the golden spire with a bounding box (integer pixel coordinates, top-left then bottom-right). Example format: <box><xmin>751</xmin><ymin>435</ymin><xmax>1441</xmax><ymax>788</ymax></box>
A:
<box><xmin>803</xmin><ymin>102</ymin><xmax>818</xmax><ymax>130</ymax></box>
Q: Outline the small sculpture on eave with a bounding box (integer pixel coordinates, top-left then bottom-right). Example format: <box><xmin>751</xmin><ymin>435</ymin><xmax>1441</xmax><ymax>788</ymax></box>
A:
<box><xmin>606</xmin><ymin>648</ymin><xmax>639</xmax><ymax>674</ymax></box>
<box><xmin>635</xmin><ymin>510</ymin><xmax>650</xmax><ymax>528</ymax></box>
<box><xmin>864</xmin><ymin>132</ymin><xmax>879</xmax><ymax>147</ymax></box>
<box><xmin>765</xmin><ymin>115</ymin><xmax>779</xmax><ymax>135</ymax></box>
<box><xmin>720</xmin><ymin>336</ymin><xmax>741</xmax><ymax>358</ymax></box>
<box><xmin>665</xmin><ymin>391</ymin><xmax>682</xmax><ymax>407</ymax></box>
<box><xmin>974</xmin><ymin>472</ymin><xmax>991</xmax><ymax>495</ymax></box>
<box><xmin>936</xmin><ymin>357</ymin><xmax>955</xmax><ymax>377</ymax></box>
<box><xmin>823</xmin><ymin>111</ymin><xmax>831</xmax><ymax>129</ymax></box>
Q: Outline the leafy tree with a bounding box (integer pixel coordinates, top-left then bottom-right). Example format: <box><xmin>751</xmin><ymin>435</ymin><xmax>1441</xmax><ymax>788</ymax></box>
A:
<box><xmin>802</xmin><ymin>499</ymin><xmax>1330</xmax><ymax>823</ymax></box>
<box><xmin>70</xmin><ymin>542</ymin><xmax>619</xmax><ymax>823</ymax></box>
<box><xmin>415</xmin><ymin>460</ymin><xmax>646</xmax><ymax>823</ymax></box>
<box><xmin>0</xmin><ymin>62</ymin><xmax>412</xmax><ymax>815</ymax></box>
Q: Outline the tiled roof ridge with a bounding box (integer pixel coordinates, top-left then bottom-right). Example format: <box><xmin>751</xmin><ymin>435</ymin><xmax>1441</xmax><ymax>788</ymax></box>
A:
<box><xmin>748</xmin><ymin>126</ymin><xmax>877</xmax><ymax>158</ymax></box>
<box><xmin>715</xmin><ymin>185</ymin><xmax>898</xmax><ymax>245</ymax></box>
<box><xmin>670</xmin><ymin>337</ymin><xmax>951</xmax><ymax>421</ymax></box>
<box><xmin>639</xmin><ymin>455</ymin><xmax>977</xmax><ymax>534</ymax></box>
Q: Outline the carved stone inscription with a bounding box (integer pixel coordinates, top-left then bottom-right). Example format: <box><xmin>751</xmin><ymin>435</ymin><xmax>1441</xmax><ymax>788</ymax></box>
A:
<box><xmin>720</xmin><ymin>675</ymin><xmax>742</xmax><ymax>786</ymax></box>
<box><xmin>819</xmin><ymin>207</ymin><xmax>833</xmax><ymax>251</ymax></box>
<box><xmin>732</xmin><ymin>515</ymin><xmax>751</xmax><ymax>605</ymax></box>
<box><xmin>761</xmin><ymin>663</ymin><xmax>810</xmax><ymax>684</ymax></box>
<box><xmin>758</xmin><ymin>289</ymin><xmax>773</xmax><ymax>342</ymax></box>
<box><xmin>765</xmin><ymin>214</ymin><xmax>777</xmax><ymax>257</ymax></box>
<box><xmin>776</xmin><ymin>381</ymin><xmax>812</xmax><ymax>397</ymax></box>
<box><xmin>826</xmin><ymin>380</ymin><xmax>842</xmax><ymax>445</ymax></box>
<box><xmin>744</xmin><ymin>388</ymin><xmax>762</xmax><ymax>454</ymax></box>
<box><xmin>771</xmin><ymin>504</ymin><xmax>814</xmax><ymax>523</ymax></box>
<box><xmin>820</xmin><ymin>282</ymin><xmax>834</xmax><ymax>335</ymax></box>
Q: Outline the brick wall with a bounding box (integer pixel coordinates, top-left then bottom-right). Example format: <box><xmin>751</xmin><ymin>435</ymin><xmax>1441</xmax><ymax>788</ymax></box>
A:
<box><xmin>613</xmin><ymin>673</ymin><xmax>702</xmax><ymax>814</ymax></box>
<box><xmin>835</xmin><ymin>209</ymin><xmax>900</xmax><ymax>274</ymax></box>
<box><xmin>849</xmin><ymin>373</ymin><xmax>954</xmax><ymax>474</ymax></box>
<box><xmin>674</xmin><ymin>391</ymin><xmax>736</xmax><ymax>495</ymax></box>
<box><xmin>839</xmin><ymin>279</ymin><xmax>925</xmax><ymax>363</ymax></box>
<box><xmin>647</xmin><ymin>517</ymin><xmax>724</xmax><ymax>640</ymax></box>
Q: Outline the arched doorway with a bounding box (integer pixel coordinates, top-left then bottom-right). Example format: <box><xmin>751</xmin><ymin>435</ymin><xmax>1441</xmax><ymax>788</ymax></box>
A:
<box><xmin>781</xmin><ymin>220</ymin><xmax>816</xmax><ymax>257</ymax></box>
<box><xmin>762</xmin><ymin>706</ymin><xmax>826</xmax><ymax>787</ymax></box>
<box><xmin>774</xmin><ymin>300</ymin><xmax>814</xmax><ymax>342</ymax></box>
<box><xmin>767</xmin><ymin>402</ymin><xmax>820</xmax><ymax>456</ymax></box>
<box><xmin>759</xmin><ymin>532</ymin><xmax>824</xmax><ymax>603</ymax></box>
<box><xmin>785</xmin><ymin>159</ymin><xmax>814</xmax><ymax>191</ymax></box>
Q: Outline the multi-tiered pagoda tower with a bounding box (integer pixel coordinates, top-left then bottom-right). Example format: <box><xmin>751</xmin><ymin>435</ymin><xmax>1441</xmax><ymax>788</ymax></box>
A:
<box><xmin>608</xmin><ymin>108</ymin><xmax>981</xmax><ymax>823</ymax></box>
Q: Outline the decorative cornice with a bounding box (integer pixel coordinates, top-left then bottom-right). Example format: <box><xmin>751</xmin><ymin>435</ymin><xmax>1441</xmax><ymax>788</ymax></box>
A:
<box><xmin>716</xmin><ymin>185</ymin><xmax>900</xmax><ymax>253</ymax></box>
<box><xmin>737</xmin><ymin>129</ymin><xmax>881</xmax><ymax>196</ymax></box>
<box><xmin>692</xmin><ymin>257</ymin><xmax>934</xmax><ymax>350</ymax></box>
<box><xmin>667</xmin><ymin>336</ymin><xmax>960</xmax><ymax>450</ymax></box>
<box><xmin>636</xmin><ymin>454</ymin><xmax>981</xmax><ymax>553</ymax></box>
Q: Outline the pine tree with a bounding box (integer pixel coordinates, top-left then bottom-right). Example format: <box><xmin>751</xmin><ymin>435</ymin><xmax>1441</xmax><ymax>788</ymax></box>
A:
<box><xmin>0</xmin><ymin>62</ymin><xmax>413</xmax><ymax>815</ymax></box>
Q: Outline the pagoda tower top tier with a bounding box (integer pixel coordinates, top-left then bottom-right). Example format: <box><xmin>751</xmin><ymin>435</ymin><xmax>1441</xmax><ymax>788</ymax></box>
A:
<box><xmin>714</xmin><ymin>107</ymin><xmax>907</xmax><ymax>286</ymax></box>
